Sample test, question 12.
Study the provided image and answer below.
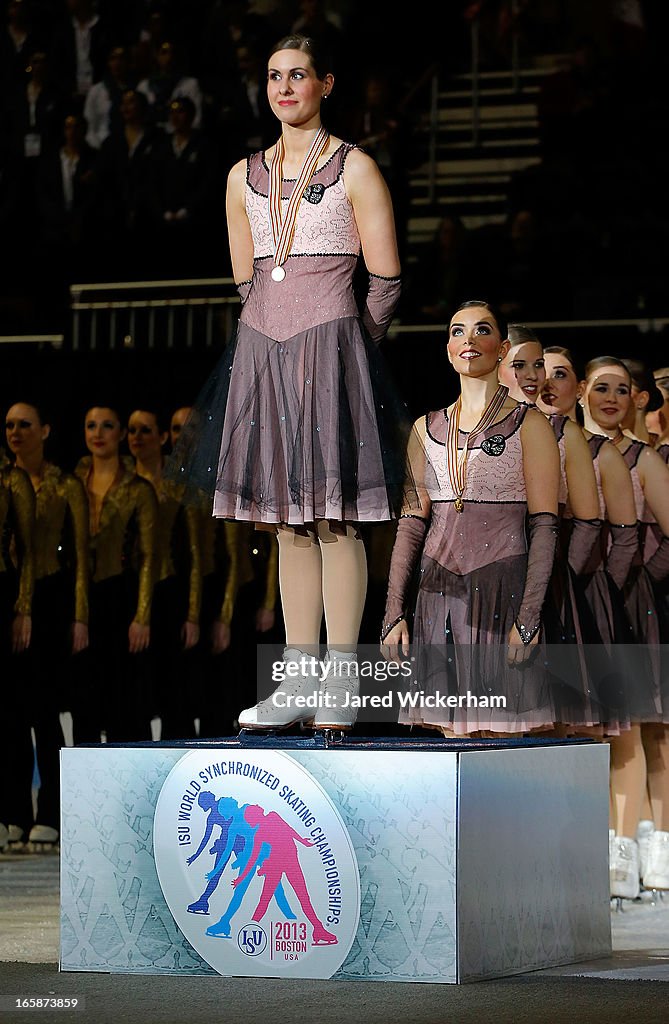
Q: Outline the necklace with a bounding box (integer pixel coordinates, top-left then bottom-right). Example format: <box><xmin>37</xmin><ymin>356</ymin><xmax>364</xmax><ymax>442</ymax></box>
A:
<box><xmin>446</xmin><ymin>385</ymin><xmax>509</xmax><ymax>512</ymax></box>
<box><xmin>611</xmin><ymin>429</ymin><xmax>626</xmax><ymax>447</ymax></box>
<box><xmin>268</xmin><ymin>126</ymin><xmax>330</xmax><ymax>282</ymax></box>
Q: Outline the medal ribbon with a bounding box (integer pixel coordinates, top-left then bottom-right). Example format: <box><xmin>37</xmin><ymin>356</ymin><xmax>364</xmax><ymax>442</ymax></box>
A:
<box><xmin>268</xmin><ymin>126</ymin><xmax>330</xmax><ymax>270</ymax></box>
<box><xmin>446</xmin><ymin>385</ymin><xmax>509</xmax><ymax>509</ymax></box>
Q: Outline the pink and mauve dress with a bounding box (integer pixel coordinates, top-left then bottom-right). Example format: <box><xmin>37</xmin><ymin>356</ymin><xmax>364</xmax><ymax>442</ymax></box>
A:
<box><xmin>402</xmin><ymin>404</ymin><xmax>566</xmax><ymax>734</ymax></box>
<box><xmin>177</xmin><ymin>142</ymin><xmax>410</xmax><ymax>526</ymax></box>
<box><xmin>620</xmin><ymin>440</ymin><xmax>666</xmax><ymax>721</ymax></box>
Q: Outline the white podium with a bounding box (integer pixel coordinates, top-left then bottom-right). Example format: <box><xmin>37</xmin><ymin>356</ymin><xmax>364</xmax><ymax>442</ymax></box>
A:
<box><xmin>60</xmin><ymin>737</ymin><xmax>610</xmax><ymax>983</ymax></box>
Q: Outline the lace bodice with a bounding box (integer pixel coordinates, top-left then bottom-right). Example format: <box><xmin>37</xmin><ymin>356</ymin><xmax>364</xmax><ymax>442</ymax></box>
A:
<box><xmin>245</xmin><ymin>143</ymin><xmax>361</xmax><ymax>259</ymax></box>
<box><xmin>423</xmin><ymin>404</ymin><xmax>529</xmax><ymax>505</ymax></box>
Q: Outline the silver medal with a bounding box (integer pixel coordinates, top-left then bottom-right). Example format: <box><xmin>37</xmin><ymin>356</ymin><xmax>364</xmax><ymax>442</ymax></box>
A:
<box><xmin>271</xmin><ymin>265</ymin><xmax>286</xmax><ymax>282</ymax></box>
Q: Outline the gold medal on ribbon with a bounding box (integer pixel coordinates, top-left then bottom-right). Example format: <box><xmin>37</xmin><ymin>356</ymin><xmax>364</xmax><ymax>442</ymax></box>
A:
<box><xmin>446</xmin><ymin>385</ymin><xmax>508</xmax><ymax>512</ymax></box>
<box><xmin>268</xmin><ymin>126</ymin><xmax>330</xmax><ymax>282</ymax></box>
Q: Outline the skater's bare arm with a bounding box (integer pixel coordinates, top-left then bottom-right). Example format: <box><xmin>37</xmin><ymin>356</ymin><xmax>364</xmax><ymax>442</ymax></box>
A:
<box><xmin>226</xmin><ymin>159</ymin><xmax>254</xmax><ymax>284</ymax></box>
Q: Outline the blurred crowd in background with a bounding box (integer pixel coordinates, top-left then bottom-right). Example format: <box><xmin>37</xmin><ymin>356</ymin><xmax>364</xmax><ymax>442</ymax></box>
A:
<box><xmin>0</xmin><ymin>0</ymin><xmax>668</xmax><ymax>336</ymax></box>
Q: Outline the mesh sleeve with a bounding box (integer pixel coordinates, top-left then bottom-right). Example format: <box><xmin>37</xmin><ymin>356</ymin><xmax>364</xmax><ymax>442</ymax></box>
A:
<box><xmin>647</xmin><ymin>534</ymin><xmax>669</xmax><ymax>584</ymax></box>
<box><xmin>515</xmin><ymin>512</ymin><xmax>559</xmax><ymax>643</ymax></box>
<box><xmin>237</xmin><ymin>280</ymin><xmax>252</xmax><ymax>304</ymax></box>
<box><xmin>606</xmin><ymin>521</ymin><xmax>639</xmax><ymax>591</ymax></box>
<box><xmin>381</xmin><ymin>514</ymin><xmax>427</xmax><ymax>640</ymax></box>
<box><xmin>567</xmin><ymin>517</ymin><xmax>601</xmax><ymax>575</ymax></box>
<box><xmin>362</xmin><ymin>273</ymin><xmax>401</xmax><ymax>344</ymax></box>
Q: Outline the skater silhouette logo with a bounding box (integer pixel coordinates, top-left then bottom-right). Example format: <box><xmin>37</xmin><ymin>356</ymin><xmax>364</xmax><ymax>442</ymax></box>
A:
<box><xmin>154</xmin><ymin>750</ymin><xmax>360</xmax><ymax>979</ymax></box>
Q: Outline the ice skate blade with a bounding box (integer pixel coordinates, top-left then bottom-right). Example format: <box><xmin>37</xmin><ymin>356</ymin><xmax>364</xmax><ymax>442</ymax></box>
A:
<box><xmin>238</xmin><ymin>717</ymin><xmax>314</xmax><ymax>735</ymax></box>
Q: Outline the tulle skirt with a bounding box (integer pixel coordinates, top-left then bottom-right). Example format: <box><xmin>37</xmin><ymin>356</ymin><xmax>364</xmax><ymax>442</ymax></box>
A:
<box><xmin>401</xmin><ymin>552</ymin><xmax>583</xmax><ymax>735</ymax></box>
<box><xmin>166</xmin><ymin>316</ymin><xmax>416</xmax><ymax>525</ymax></box>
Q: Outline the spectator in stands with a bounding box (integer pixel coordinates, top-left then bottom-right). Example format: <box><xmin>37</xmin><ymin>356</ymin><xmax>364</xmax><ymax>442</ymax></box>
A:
<box><xmin>290</xmin><ymin>0</ymin><xmax>343</xmax><ymax>65</ymax></box>
<box><xmin>9</xmin><ymin>49</ymin><xmax>65</xmax><ymax>162</ymax></box>
<box><xmin>216</xmin><ymin>39</ymin><xmax>276</xmax><ymax>162</ymax></box>
<box><xmin>348</xmin><ymin>70</ymin><xmax>413</xmax><ymax>262</ymax></box>
<box><xmin>480</xmin><ymin>207</ymin><xmax>557</xmax><ymax>320</ymax></box>
<box><xmin>131</xmin><ymin>0</ymin><xmax>171</xmax><ymax>81</ymax></box>
<box><xmin>50</xmin><ymin>0</ymin><xmax>110</xmax><ymax>100</ymax></box>
<box><xmin>0</xmin><ymin>0</ymin><xmax>42</xmax><ymax>92</ymax></box>
<box><xmin>83</xmin><ymin>44</ymin><xmax>132</xmax><ymax>150</ymax></box>
<box><xmin>137</xmin><ymin>37</ymin><xmax>203</xmax><ymax>132</ymax></box>
<box><xmin>404</xmin><ymin>214</ymin><xmax>476</xmax><ymax>324</ymax></box>
<box><xmin>95</xmin><ymin>87</ymin><xmax>161</xmax><ymax>276</ymax></box>
<box><xmin>200</xmin><ymin>0</ymin><xmax>254</xmax><ymax>109</ymax></box>
<box><xmin>35</xmin><ymin>112</ymin><xmax>98</xmax><ymax>313</ymax></box>
<box><xmin>149</xmin><ymin>95</ymin><xmax>216</xmax><ymax>275</ymax></box>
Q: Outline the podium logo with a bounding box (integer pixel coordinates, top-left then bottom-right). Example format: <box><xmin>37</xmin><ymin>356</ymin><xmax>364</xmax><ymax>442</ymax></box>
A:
<box><xmin>238</xmin><ymin>924</ymin><xmax>267</xmax><ymax>956</ymax></box>
<box><xmin>154</xmin><ymin>750</ymin><xmax>360</xmax><ymax>979</ymax></box>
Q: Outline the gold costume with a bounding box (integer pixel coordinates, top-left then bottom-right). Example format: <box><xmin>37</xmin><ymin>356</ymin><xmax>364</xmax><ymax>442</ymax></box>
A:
<box><xmin>152</xmin><ymin>477</ymin><xmax>203</xmax><ymax>623</ymax></box>
<box><xmin>75</xmin><ymin>457</ymin><xmax>158</xmax><ymax>626</ymax></box>
<box><xmin>200</xmin><ymin>518</ymin><xmax>278</xmax><ymax>627</ymax></box>
<box><xmin>33</xmin><ymin>463</ymin><xmax>89</xmax><ymax>624</ymax></box>
<box><xmin>0</xmin><ymin>458</ymin><xmax>35</xmax><ymax>615</ymax></box>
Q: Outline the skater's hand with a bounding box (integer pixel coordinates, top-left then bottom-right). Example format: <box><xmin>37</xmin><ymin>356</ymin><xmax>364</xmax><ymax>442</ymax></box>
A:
<box><xmin>231</xmin><ymin>859</ymin><xmax>240</xmax><ymax>870</ymax></box>
<box><xmin>186</xmin><ymin>854</ymin><xmax>196</xmax><ymax>865</ymax></box>
<box><xmin>231</xmin><ymin>877</ymin><xmax>241</xmax><ymax>889</ymax></box>
<box><xmin>211</xmin><ymin>620</ymin><xmax>231</xmax><ymax>655</ymax></box>
<box><xmin>380</xmin><ymin>619</ymin><xmax>410</xmax><ymax>661</ymax></box>
<box><xmin>181</xmin><ymin>620</ymin><xmax>200</xmax><ymax>650</ymax></box>
<box><xmin>506</xmin><ymin>623</ymin><xmax>539</xmax><ymax>665</ymax></box>
<box><xmin>299</xmin><ymin>838</ymin><xmax>315</xmax><ymax>847</ymax></box>
<box><xmin>12</xmin><ymin>613</ymin><xmax>31</xmax><ymax>653</ymax></box>
<box><xmin>71</xmin><ymin>620</ymin><xmax>89</xmax><ymax>655</ymax></box>
<box><xmin>129</xmin><ymin>620</ymin><xmax>150</xmax><ymax>653</ymax></box>
<box><xmin>255</xmin><ymin>607</ymin><xmax>275</xmax><ymax>633</ymax></box>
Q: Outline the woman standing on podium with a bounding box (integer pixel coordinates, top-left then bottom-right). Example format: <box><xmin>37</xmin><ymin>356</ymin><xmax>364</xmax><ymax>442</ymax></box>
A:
<box><xmin>381</xmin><ymin>299</ymin><xmax>564</xmax><ymax>736</ymax></box>
<box><xmin>170</xmin><ymin>34</ymin><xmax>414</xmax><ymax>732</ymax></box>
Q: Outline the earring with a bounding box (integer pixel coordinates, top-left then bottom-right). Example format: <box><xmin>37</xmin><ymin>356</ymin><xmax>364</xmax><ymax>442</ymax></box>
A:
<box><xmin>497</xmin><ymin>356</ymin><xmax>503</xmax><ymax>363</ymax></box>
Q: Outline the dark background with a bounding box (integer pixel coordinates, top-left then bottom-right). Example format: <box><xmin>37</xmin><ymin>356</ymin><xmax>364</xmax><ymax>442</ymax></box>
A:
<box><xmin>1</xmin><ymin>0</ymin><xmax>668</xmax><ymax>466</ymax></box>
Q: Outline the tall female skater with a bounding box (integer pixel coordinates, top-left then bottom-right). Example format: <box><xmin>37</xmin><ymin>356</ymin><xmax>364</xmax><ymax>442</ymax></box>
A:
<box><xmin>381</xmin><ymin>300</ymin><xmax>561</xmax><ymax>736</ymax></box>
<box><xmin>170</xmin><ymin>35</ymin><xmax>411</xmax><ymax>731</ymax></box>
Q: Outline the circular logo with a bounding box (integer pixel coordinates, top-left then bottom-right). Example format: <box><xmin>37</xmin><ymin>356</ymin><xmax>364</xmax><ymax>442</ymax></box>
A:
<box><xmin>237</xmin><ymin>923</ymin><xmax>267</xmax><ymax>956</ymax></box>
<box><xmin>153</xmin><ymin>750</ymin><xmax>360</xmax><ymax>979</ymax></box>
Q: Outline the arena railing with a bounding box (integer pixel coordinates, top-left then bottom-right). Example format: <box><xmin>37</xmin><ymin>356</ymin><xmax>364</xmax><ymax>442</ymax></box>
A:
<box><xmin>63</xmin><ymin>277</ymin><xmax>669</xmax><ymax>352</ymax></box>
<box><xmin>0</xmin><ymin>334</ymin><xmax>64</xmax><ymax>348</ymax></box>
<box><xmin>69</xmin><ymin>278</ymin><xmax>238</xmax><ymax>351</ymax></box>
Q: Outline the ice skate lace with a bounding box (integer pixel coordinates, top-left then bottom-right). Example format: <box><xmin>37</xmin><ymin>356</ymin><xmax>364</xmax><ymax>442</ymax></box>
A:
<box><xmin>321</xmin><ymin>660</ymin><xmax>358</xmax><ymax>704</ymax></box>
<box><xmin>256</xmin><ymin>652</ymin><xmax>319</xmax><ymax>707</ymax></box>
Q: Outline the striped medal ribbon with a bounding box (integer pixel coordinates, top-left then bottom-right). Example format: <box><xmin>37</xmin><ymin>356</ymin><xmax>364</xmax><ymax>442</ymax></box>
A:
<box><xmin>268</xmin><ymin>126</ymin><xmax>330</xmax><ymax>282</ymax></box>
<box><xmin>446</xmin><ymin>384</ymin><xmax>509</xmax><ymax>512</ymax></box>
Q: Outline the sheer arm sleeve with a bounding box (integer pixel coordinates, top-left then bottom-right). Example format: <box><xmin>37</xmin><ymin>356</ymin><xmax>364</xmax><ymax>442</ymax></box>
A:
<box><xmin>567</xmin><ymin>517</ymin><xmax>602</xmax><ymax>575</ymax></box>
<box><xmin>647</xmin><ymin>533</ymin><xmax>669</xmax><ymax>584</ymax></box>
<box><xmin>362</xmin><ymin>272</ymin><xmax>402</xmax><ymax>344</ymax></box>
<box><xmin>606</xmin><ymin>521</ymin><xmax>639</xmax><ymax>590</ymax></box>
<box><xmin>236</xmin><ymin>280</ymin><xmax>252</xmax><ymax>304</ymax></box>
<box><xmin>381</xmin><ymin>514</ymin><xmax>428</xmax><ymax>641</ymax></box>
<box><xmin>515</xmin><ymin>512</ymin><xmax>559</xmax><ymax>643</ymax></box>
